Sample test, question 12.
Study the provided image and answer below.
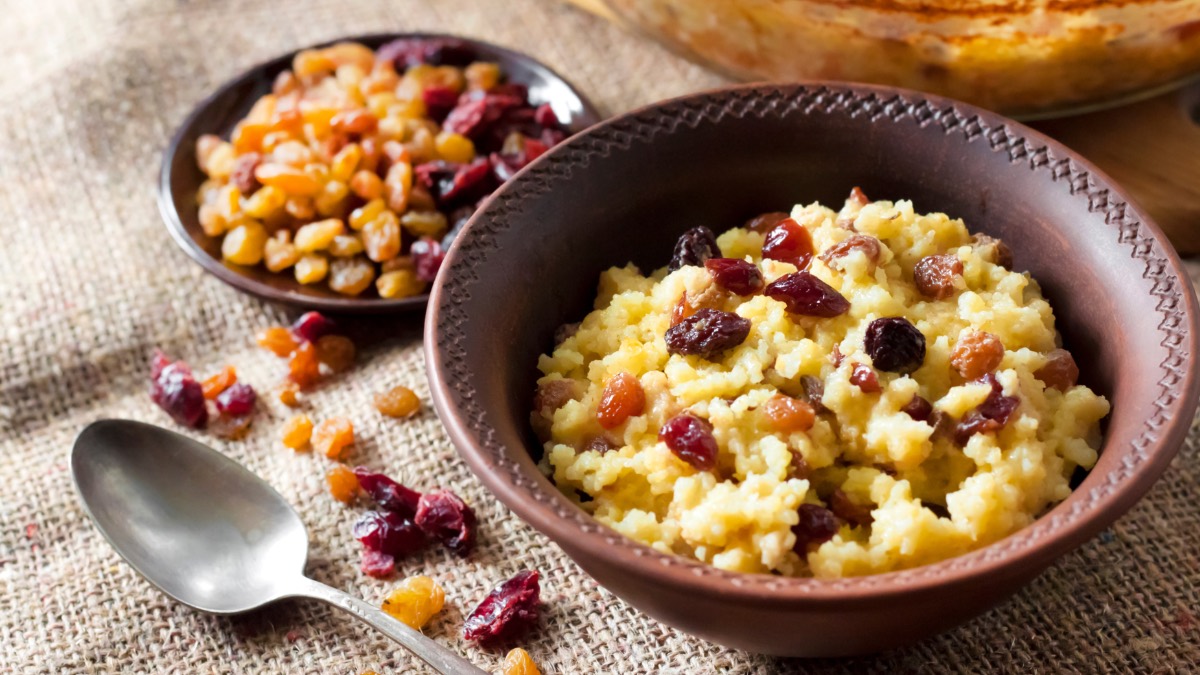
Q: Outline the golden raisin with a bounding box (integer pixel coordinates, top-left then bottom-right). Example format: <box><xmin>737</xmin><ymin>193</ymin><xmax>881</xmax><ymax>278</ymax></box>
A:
<box><xmin>381</xmin><ymin>576</ymin><xmax>445</xmax><ymax>630</ymax></box>
<box><xmin>597</xmin><ymin>372</ymin><xmax>645</xmax><ymax>429</ymax></box>
<box><xmin>264</xmin><ymin>233</ymin><xmax>300</xmax><ymax>272</ymax></box>
<box><xmin>434</xmin><ymin>131</ymin><xmax>475</xmax><ymax>164</ymax></box>
<box><xmin>349</xmin><ymin>198</ymin><xmax>387</xmax><ymax>230</ymax></box>
<box><xmin>374</xmin><ymin>385</ymin><xmax>421</xmax><ymax>418</ymax></box>
<box><xmin>222</xmin><ymin>222</ymin><xmax>269</xmax><ymax>266</ymax></box>
<box><xmin>288</xmin><ymin>341</ymin><xmax>322</xmax><ymax>387</ymax></box>
<box><xmin>294</xmin><ymin>218</ymin><xmax>346</xmax><ymax>252</ymax></box>
<box><xmin>278</xmin><ymin>382</ymin><xmax>302</xmax><ymax>407</ymax></box>
<box><xmin>350</xmin><ymin>170</ymin><xmax>385</xmax><ymax>200</ymax></box>
<box><xmin>376</xmin><ymin>269</ymin><xmax>426</xmax><ymax>299</ymax></box>
<box><xmin>761</xmin><ymin>394</ymin><xmax>814</xmax><ymax>433</ymax></box>
<box><xmin>465</xmin><ymin>62</ymin><xmax>501</xmax><ymax>91</ymax></box>
<box><xmin>331</xmin><ymin>110</ymin><xmax>378</xmax><ymax>136</ymax></box>
<box><xmin>256</xmin><ymin>326</ymin><xmax>299</xmax><ymax>357</ymax></box>
<box><xmin>201</xmin><ymin>365</ymin><xmax>238</xmax><ymax>400</ymax></box>
<box><xmin>295</xmin><ymin>254</ymin><xmax>329</xmax><ymax>285</ymax></box>
<box><xmin>254</xmin><ymin>163</ymin><xmax>322</xmax><ymax>196</ymax></box>
<box><xmin>312</xmin><ymin>417</ymin><xmax>354</xmax><ymax>459</ymax></box>
<box><xmin>362</xmin><ymin>212</ymin><xmax>401</xmax><ymax>262</ymax></box>
<box><xmin>315</xmin><ymin>334</ymin><xmax>356</xmax><ymax>373</ymax></box>
<box><xmin>502</xmin><ymin>648</ymin><xmax>541</xmax><ymax>675</ymax></box>
<box><xmin>326</xmin><ymin>464</ymin><xmax>360</xmax><ymax>503</ymax></box>
<box><xmin>328</xmin><ymin>256</ymin><xmax>376</xmax><ymax>296</ymax></box>
<box><xmin>1035</xmin><ymin>348</ymin><xmax>1079</xmax><ymax>391</ymax></box>
<box><xmin>913</xmin><ymin>254</ymin><xmax>963</xmax><ymax>300</ymax></box>
<box><xmin>281</xmin><ymin>414</ymin><xmax>313</xmax><ymax>450</ymax></box>
<box><xmin>951</xmin><ymin>331</ymin><xmax>1005</xmax><ymax>380</ymax></box>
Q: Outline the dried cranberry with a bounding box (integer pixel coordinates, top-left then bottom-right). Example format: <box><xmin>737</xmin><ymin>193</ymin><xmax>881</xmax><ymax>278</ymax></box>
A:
<box><xmin>524</xmin><ymin>138</ymin><xmax>549</xmax><ymax>162</ymax></box>
<box><xmin>414</xmin><ymin>489</ymin><xmax>477</xmax><ymax>557</ymax></box>
<box><xmin>291</xmin><ymin>311</ymin><xmax>336</xmax><ymax>343</ymax></box>
<box><xmin>422</xmin><ymin>86</ymin><xmax>459</xmax><ymax>122</ymax></box>
<box><xmin>489</xmin><ymin>83</ymin><xmax>530</xmax><ymax>102</ymax></box>
<box><xmin>377</xmin><ymin>37</ymin><xmax>475</xmax><ymax>70</ymax></box>
<box><xmin>149</xmin><ymin>351</ymin><xmax>208</xmax><ymax>428</ymax></box>
<box><xmin>792</xmin><ymin>504</ymin><xmax>838</xmax><ymax>553</ymax></box>
<box><xmin>411</xmin><ymin>237</ymin><xmax>446</xmax><ymax>282</ymax></box>
<box><xmin>901</xmin><ymin>395</ymin><xmax>933</xmax><ymax>422</ymax></box>
<box><xmin>744</xmin><ymin>211</ymin><xmax>791</xmax><ymax>234</ymax></box>
<box><xmin>764</xmin><ymin>272</ymin><xmax>850</xmax><ymax>317</ymax></box>
<box><xmin>426</xmin><ymin>157</ymin><xmax>494</xmax><ymax>207</ymax></box>
<box><xmin>214</xmin><ymin>382</ymin><xmax>256</xmax><ymax>416</ymax></box>
<box><xmin>539</xmin><ymin>127</ymin><xmax>566</xmax><ymax>147</ymax></box>
<box><xmin>489</xmin><ymin>152</ymin><xmax>528</xmax><ymax>183</ymax></box>
<box><xmin>533</xmin><ymin>103</ymin><xmax>561</xmax><ymax>129</ymax></box>
<box><xmin>954</xmin><ymin>374</ymin><xmax>1020</xmax><ymax>445</ymax></box>
<box><xmin>360</xmin><ymin>549</ymin><xmax>395</xmax><ymax>578</ymax></box>
<box><xmin>230</xmin><ymin>152</ymin><xmax>261</xmax><ymax>195</ymax></box>
<box><xmin>443</xmin><ymin>94</ymin><xmax>523</xmax><ymax>139</ymax></box>
<box><xmin>799</xmin><ymin>375</ymin><xmax>827</xmax><ymax>413</ymax></box>
<box><xmin>850</xmin><ymin>364</ymin><xmax>881</xmax><ymax>393</ymax></box>
<box><xmin>864</xmin><ymin>317</ymin><xmax>926</xmax><ymax>373</ymax></box>
<box><xmin>828</xmin><ymin>489</ymin><xmax>873</xmax><ymax>528</ymax></box>
<box><xmin>664</xmin><ymin>308</ymin><xmax>751</xmax><ymax>358</ymax></box>
<box><xmin>913</xmin><ymin>254</ymin><xmax>963</xmax><ymax>300</ymax></box>
<box><xmin>354</xmin><ymin>467</ymin><xmax>422</xmax><ymax>519</ymax></box>
<box><xmin>463</xmin><ymin>570</ymin><xmax>541</xmax><ymax>644</ymax></box>
<box><xmin>352</xmin><ymin>511</ymin><xmax>426</xmax><ymax>558</ymax></box>
<box><xmin>762</xmin><ymin>218</ymin><xmax>814</xmax><ymax>269</ymax></box>
<box><xmin>658</xmin><ymin>414</ymin><xmax>718</xmax><ymax>471</ymax></box>
<box><xmin>705</xmin><ymin>258</ymin><xmax>764</xmax><ymax>295</ymax></box>
<box><xmin>668</xmin><ymin>226</ymin><xmax>721</xmax><ymax>271</ymax></box>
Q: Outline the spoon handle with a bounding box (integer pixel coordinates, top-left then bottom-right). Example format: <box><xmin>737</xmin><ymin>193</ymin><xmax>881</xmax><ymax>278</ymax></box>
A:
<box><xmin>293</xmin><ymin>577</ymin><xmax>487</xmax><ymax>675</ymax></box>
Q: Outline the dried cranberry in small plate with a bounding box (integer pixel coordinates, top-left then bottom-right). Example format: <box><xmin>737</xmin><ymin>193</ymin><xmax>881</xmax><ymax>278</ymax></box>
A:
<box><xmin>463</xmin><ymin>570</ymin><xmax>541</xmax><ymax>645</ymax></box>
<box><xmin>214</xmin><ymin>382</ymin><xmax>256</xmax><ymax>416</ymax></box>
<box><xmin>360</xmin><ymin>549</ymin><xmax>396</xmax><ymax>578</ymax></box>
<box><xmin>411</xmin><ymin>237</ymin><xmax>446</xmax><ymax>282</ymax></box>
<box><xmin>291</xmin><ymin>311</ymin><xmax>336</xmax><ymax>343</ymax></box>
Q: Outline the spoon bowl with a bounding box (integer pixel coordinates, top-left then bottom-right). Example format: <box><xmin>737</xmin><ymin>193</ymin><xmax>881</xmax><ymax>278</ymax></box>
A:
<box><xmin>72</xmin><ymin>419</ymin><xmax>484</xmax><ymax>674</ymax></box>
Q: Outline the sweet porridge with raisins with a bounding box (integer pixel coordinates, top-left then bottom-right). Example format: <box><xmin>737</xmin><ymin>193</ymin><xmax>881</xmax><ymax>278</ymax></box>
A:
<box><xmin>532</xmin><ymin>190</ymin><xmax>1109</xmax><ymax>577</ymax></box>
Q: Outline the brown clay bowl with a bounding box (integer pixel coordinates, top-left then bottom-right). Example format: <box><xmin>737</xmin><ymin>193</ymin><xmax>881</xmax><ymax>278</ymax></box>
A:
<box><xmin>158</xmin><ymin>33</ymin><xmax>602</xmax><ymax>314</ymax></box>
<box><xmin>424</xmin><ymin>83</ymin><xmax>1200</xmax><ymax>656</ymax></box>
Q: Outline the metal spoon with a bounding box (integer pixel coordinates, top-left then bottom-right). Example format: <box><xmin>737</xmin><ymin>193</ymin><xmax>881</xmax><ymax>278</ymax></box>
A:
<box><xmin>71</xmin><ymin>419</ymin><xmax>485</xmax><ymax>675</ymax></box>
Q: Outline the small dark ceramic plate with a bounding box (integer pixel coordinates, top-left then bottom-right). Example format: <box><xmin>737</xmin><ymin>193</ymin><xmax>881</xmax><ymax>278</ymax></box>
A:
<box><xmin>158</xmin><ymin>33</ymin><xmax>602</xmax><ymax>314</ymax></box>
<box><xmin>425</xmin><ymin>82</ymin><xmax>1200</xmax><ymax>656</ymax></box>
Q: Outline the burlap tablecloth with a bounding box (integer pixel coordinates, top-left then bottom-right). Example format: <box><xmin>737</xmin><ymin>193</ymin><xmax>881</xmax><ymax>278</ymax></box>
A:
<box><xmin>2</xmin><ymin>0</ymin><xmax>1199</xmax><ymax>672</ymax></box>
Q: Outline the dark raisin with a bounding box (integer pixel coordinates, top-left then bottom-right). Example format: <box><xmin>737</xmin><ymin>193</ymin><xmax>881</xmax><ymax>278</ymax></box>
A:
<box><xmin>850</xmin><ymin>364</ymin><xmax>881</xmax><ymax>393</ymax></box>
<box><xmin>792</xmin><ymin>504</ymin><xmax>838</xmax><ymax>553</ymax></box>
<box><xmin>230</xmin><ymin>152</ymin><xmax>261</xmax><ymax>195</ymax></box>
<box><xmin>820</xmin><ymin>235</ymin><xmax>881</xmax><ymax>271</ymax></box>
<box><xmin>828</xmin><ymin>489</ymin><xmax>873</xmax><ymax>528</ymax></box>
<box><xmin>291</xmin><ymin>311</ymin><xmax>336</xmax><ymax>343</ymax></box>
<box><xmin>913</xmin><ymin>254</ymin><xmax>963</xmax><ymax>300</ymax></box>
<box><xmin>664</xmin><ymin>308</ymin><xmax>751</xmax><ymax>358</ymax></box>
<box><xmin>1035</xmin><ymin>349</ymin><xmax>1079</xmax><ymax>391</ymax></box>
<box><xmin>954</xmin><ymin>374</ymin><xmax>1020</xmax><ymax>445</ymax></box>
<box><xmin>214</xmin><ymin>382</ymin><xmax>256</xmax><ymax>416</ymax></box>
<box><xmin>788</xmin><ymin>452</ymin><xmax>811</xmax><ymax>480</ymax></box>
<box><xmin>423</xmin><ymin>39</ymin><xmax>476</xmax><ymax>67</ymax></box>
<box><xmin>705</xmin><ymin>258</ymin><xmax>764</xmax><ymax>295</ymax></box>
<box><xmin>972</xmin><ymin>233</ymin><xmax>1014</xmax><ymax>270</ymax></box>
<box><xmin>744</xmin><ymin>211</ymin><xmax>791</xmax><ymax>234</ymax></box>
<box><xmin>928</xmin><ymin>410</ymin><xmax>956</xmax><ymax>440</ymax></box>
<box><xmin>433</xmin><ymin>157</ymin><xmax>495</xmax><ymax>207</ymax></box>
<box><xmin>584</xmin><ymin>436</ymin><xmax>618</xmax><ymax>453</ymax></box>
<box><xmin>764</xmin><ymin>272</ymin><xmax>850</xmax><ymax>317</ymax></box>
<box><xmin>360</xmin><ymin>548</ymin><xmax>396</xmax><ymax>578</ymax></box>
<box><xmin>799</xmin><ymin>375</ymin><xmax>828</xmax><ymax>413</ymax></box>
<box><xmin>847</xmin><ymin>186</ymin><xmax>869</xmax><ymax>207</ymax></box>
<box><xmin>533</xmin><ymin>379</ymin><xmax>578</xmax><ymax>418</ymax></box>
<box><xmin>149</xmin><ymin>351</ymin><xmax>208</xmax><ymax>428</ymax></box>
<box><xmin>864</xmin><ymin>317</ymin><xmax>926</xmax><ymax>373</ymax></box>
<box><xmin>443</xmin><ymin>94</ymin><xmax>523</xmax><ymax>139</ymax></box>
<box><xmin>378</xmin><ymin>38</ymin><xmax>475</xmax><ymax>70</ymax></box>
<box><xmin>414</xmin><ymin>489</ymin><xmax>477</xmax><ymax>557</ymax></box>
<box><xmin>659</xmin><ymin>414</ymin><xmax>719</xmax><ymax>471</ymax></box>
<box><xmin>463</xmin><ymin>570</ymin><xmax>541</xmax><ymax>644</ymax></box>
<box><xmin>421</xmin><ymin>85</ymin><xmax>459</xmax><ymax>122</ymax></box>
<box><xmin>352</xmin><ymin>511</ymin><xmax>426</xmax><ymax>558</ymax></box>
<box><xmin>762</xmin><ymin>218</ymin><xmax>814</xmax><ymax>269</ymax></box>
<box><xmin>410</xmin><ymin>237</ymin><xmax>446</xmax><ymax>282</ymax></box>
<box><xmin>901</xmin><ymin>395</ymin><xmax>933</xmax><ymax>422</ymax></box>
<box><xmin>669</xmin><ymin>226</ymin><xmax>721</xmax><ymax>271</ymax></box>
<box><xmin>354</xmin><ymin>467</ymin><xmax>422</xmax><ymax>519</ymax></box>
<box><xmin>951</xmin><ymin>331</ymin><xmax>1004</xmax><ymax>380</ymax></box>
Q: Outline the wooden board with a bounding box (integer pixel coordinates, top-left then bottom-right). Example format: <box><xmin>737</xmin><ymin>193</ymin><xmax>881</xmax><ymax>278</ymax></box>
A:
<box><xmin>566</xmin><ymin>0</ymin><xmax>1200</xmax><ymax>255</ymax></box>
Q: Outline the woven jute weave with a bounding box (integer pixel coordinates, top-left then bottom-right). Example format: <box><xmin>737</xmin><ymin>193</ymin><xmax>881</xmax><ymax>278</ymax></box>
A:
<box><xmin>1</xmin><ymin>0</ymin><xmax>1198</xmax><ymax>672</ymax></box>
